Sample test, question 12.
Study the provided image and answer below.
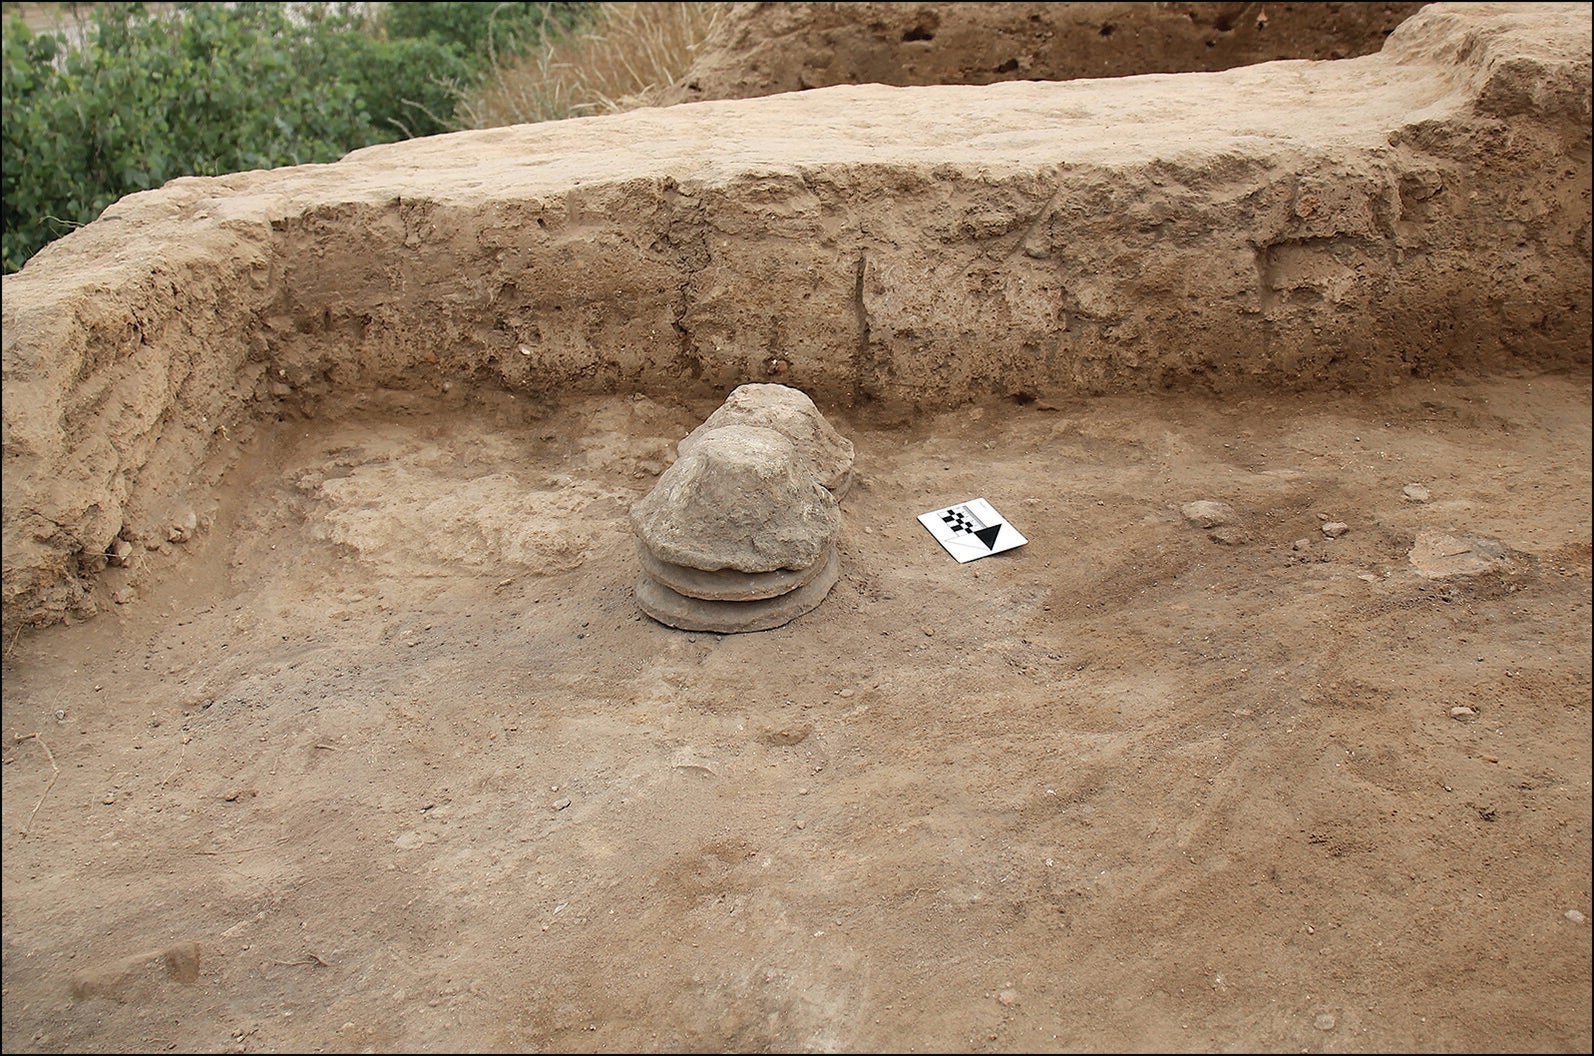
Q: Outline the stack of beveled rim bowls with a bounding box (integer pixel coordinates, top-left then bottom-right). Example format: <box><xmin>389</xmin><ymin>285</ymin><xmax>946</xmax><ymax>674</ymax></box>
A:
<box><xmin>630</xmin><ymin>384</ymin><xmax>854</xmax><ymax>634</ymax></box>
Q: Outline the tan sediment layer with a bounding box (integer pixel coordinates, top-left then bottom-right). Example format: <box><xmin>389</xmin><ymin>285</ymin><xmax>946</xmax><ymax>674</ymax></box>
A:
<box><xmin>1</xmin><ymin>2</ymin><xmax>1588</xmax><ymax>632</ymax></box>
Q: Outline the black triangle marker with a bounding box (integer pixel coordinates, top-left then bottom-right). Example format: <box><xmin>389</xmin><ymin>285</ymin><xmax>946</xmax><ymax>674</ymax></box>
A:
<box><xmin>974</xmin><ymin>524</ymin><xmax>1003</xmax><ymax>550</ymax></box>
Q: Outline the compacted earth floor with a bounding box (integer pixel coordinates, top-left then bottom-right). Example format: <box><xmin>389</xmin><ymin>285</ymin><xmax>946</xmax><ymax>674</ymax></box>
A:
<box><xmin>2</xmin><ymin>368</ymin><xmax>1590</xmax><ymax>1054</ymax></box>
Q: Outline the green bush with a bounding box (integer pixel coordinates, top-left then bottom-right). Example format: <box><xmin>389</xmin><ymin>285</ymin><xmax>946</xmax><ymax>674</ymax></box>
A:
<box><xmin>380</xmin><ymin>1</ymin><xmax>594</xmax><ymax>63</ymax></box>
<box><xmin>0</xmin><ymin>2</ymin><xmax>593</xmax><ymax>274</ymax></box>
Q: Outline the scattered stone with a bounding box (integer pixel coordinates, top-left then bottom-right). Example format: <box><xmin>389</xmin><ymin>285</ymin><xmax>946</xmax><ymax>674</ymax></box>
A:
<box><xmin>761</xmin><ymin>723</ymin><xmax>812</xmax><ymax>746</ymax></box>
<box><xmin>70</xmin><ymin>941</ymin><xmax>201</xmax><ymax>1002</ymax></box>
<box><xmin>1180</xmin><ymin>500</ymin><xmax>1235</xmax><ymax>529</ymax></box>
<box><xmin>1321</xmin><ymin>521</ymin><xmax>1349</xmax><ymax>538</ymax></box>
<box><xmin>106</xmin><ymin>537</ymin><xmax>135</xmax><ymax>567</ymax></box>
<box><xmin>553</xmin><ymin>797</ymin><xmax>571</xmax><ymax>811</ymax></box>
<box><xmin>1402</xmin><ymin>483</ymin><xmax>1431</xmax><ymax>503</ymax></box>
<box><xmin>1409</xmin><ymin>530</ymin><xmax>1514</xmax><ymax>579</ymax></box>
<box><xmin>1450</xmin><ymin>705</ymin><xmax>1478</xmax><ymax>720</ymax></box>
<box><xmin>168</xmin><ymin>509</ymin><xmax>199</xmax><ymax>543</ymax></box>
<box><xmin>1208</xmin><ymin>525</ymin><xmax>1247</xmax><ymax>546</ymax></box>
<box><xmin>996</xmin><ymin>988</ymin><xmax>1020</xmax><ymax>1008</ymax></box>
<box><xmin>1314</xmin><ymin>1012</ymin><xmax>1337</xmax><ymax>1031</ymax></box>
<box><xmin>1567</xmin><ymin>909</ymin><xmax>1587</xmax><ymax>925</ymax></box>
<box><xmin>669</xmin><ymin>747</ymin><xmax>718</xmax><ymax>775</ymax></box>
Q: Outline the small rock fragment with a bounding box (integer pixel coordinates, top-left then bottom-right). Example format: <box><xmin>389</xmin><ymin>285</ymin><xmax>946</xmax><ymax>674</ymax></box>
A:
<box><xmin>70</xmin><ymin>941</ymin><xmax>201</xmax><ymax>1001</ymax></box>
<box><xmin>1321</xmin><ymin>521</ymin><xmax>1349</xmax><ymax>538</ymax></box>
<box><xmin>760</xmin><ymin>724</ymin><xmax>812</xmax><ymax>746</ymax></box>
<box><xmin>1409</xmin><ymin>530</ymin><xmax>1513</xmax><ymax>579</ymax></box>
<box><xmin>1180</xmin><ymin>500</ymin><xmax>1235</xmax><ymax>529</ymax></box>
<box><xmin>1402</xmin><ymin>483</ymin><xmax>1431</xmax><ymax>503</ymax></box>
<box><xmin>1208</xmin><ymin>525</ymin><xmax>1246</xmax><ymax>546</ymax></box>
<box><xmin>168</xmin><ymin>509</ymin><xmax>199</xmax><ymax>543</ymax></box>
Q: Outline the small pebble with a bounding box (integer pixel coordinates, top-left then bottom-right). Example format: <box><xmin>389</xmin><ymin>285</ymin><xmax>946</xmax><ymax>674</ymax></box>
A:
<box><xmin>1321</xmin><ymin>521</ymin><xmax>1349</xmax><ymax>539</ymax></box>
<box><xmin>1180</xmin><ymin>500</ymin><xmax>1235</xmax><ymax>529</ymax></box>
<box><xmin>1566</xmin><ymin>909</ymin><xmax>1586</xmax><ymax>925</ymax></box>
<box><xmin>996</xmin><ymin>988</ymin><xmax>1019</xmax><ymax>1007</ymax></box>
<box><xmin>1314</xmin><ymin>1013</ymin><xmax>1337</xmax><ymax>1031</ymax></box>
<box><xmin>554</xmin><ymin>797</ymin><xmax>571</xmax><ymax>811</ymax></box>
<box><xmin>1403</xmin><ymin>483</ymin><xmax>1431</xmax><ymax>503</ymax></box>
<box><xmin>1450</xmin><ymin>706</ymin><xmax>1477</xmax><ymax>720</ymax></box>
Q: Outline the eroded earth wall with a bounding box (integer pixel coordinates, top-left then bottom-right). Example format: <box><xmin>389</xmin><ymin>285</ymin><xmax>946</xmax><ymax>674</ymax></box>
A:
<box><xmin>1</xmin><ymin>2</ymin><xmax>1590</xmax><ymax>632</ymax></box>
<box><xmin>662</xmin><ymin>1</ymin><xmax>1432</xmax><ymax>104</ymax></box>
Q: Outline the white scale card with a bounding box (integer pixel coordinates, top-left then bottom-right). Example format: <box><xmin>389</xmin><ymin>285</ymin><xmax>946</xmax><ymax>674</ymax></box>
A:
<box><xmin>918</xmin><ymin>497</ymin><xmax>1027</xmax><ymax>563</ymax></box>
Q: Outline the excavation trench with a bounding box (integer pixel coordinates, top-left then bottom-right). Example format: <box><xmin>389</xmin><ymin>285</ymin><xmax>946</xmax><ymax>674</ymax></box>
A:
<box><xmin>0</xmin><ymin>6</ymin><xmax>1589</xmax><ymax>1054</ymax></box>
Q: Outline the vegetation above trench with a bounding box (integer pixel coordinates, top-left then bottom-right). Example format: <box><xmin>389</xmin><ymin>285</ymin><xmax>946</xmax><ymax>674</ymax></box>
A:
<box><xmin>1</xmin><ymin>1</ymin><xmax>721</xmax><ymax>273</ymax></box>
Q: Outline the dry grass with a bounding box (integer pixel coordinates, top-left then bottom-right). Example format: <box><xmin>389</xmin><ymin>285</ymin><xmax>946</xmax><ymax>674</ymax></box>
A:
<box><xmin>454</xmin><ymin>1</ymin><xmax>727</xmax><ymax>128</ymax></box>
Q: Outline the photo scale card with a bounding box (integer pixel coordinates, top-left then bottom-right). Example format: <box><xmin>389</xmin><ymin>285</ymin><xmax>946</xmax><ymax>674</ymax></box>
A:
<box><xmin>918</xmin><ymin>498</ymin><xmax>1027</xmax><ymax>563</ymax></box>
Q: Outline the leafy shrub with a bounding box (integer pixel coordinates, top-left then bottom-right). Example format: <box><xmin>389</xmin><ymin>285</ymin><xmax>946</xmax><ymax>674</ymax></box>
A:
<box><xmin>0</xmin><ymin>1</ymin><xmax>593</xmax><ymax>273</ymax></box>
<box><xmin>380</xmin><ymin>1</ymin><xmax>594</xmax><ymax>63</ymax></box>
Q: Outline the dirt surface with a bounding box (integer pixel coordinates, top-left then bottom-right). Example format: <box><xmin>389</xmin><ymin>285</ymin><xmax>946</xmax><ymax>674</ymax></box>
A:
<box><xmin>2</xmin><ymin>4</ymin><xmax>1590</xmax><ymax>1052</ymax></box>
<box><xmin>3</xmin><ymin>367</ymin><xmax>1589</xmax><ymax>1053</ymax></box>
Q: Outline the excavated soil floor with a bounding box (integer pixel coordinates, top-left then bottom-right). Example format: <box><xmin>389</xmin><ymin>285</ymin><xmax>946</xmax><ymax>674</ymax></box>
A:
<box><xmin>2</xmin><ymin>368</ymin><xmax>1591</xmax><ymax>1053</ymax></box>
